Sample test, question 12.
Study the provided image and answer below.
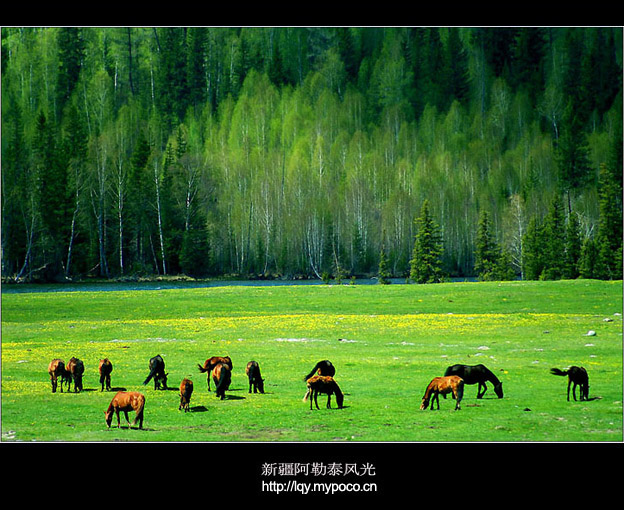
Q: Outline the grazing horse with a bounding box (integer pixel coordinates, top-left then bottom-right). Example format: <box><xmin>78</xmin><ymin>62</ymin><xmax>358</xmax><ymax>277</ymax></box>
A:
<box><xmin>104</xmin><ymin>391</ymin><xmax>145</xmax><ymax>429</ymax></box>
<box><xmin>98</xmin><ymin>358</ymin><xmax>113</xmax><ymax>391</ymax></box>
<box><xmin>303</xmin><ymin>375</ymin><xmax>344</xmax><ymax>410</ymax></box>
<box><xmin>143</xmin><ymin>354</ymin><xmax>168</xmax><ymax>390</ymax></box>
<box><xmin>66</xmin><ymin>357</ymin><xmax>85</xmax><ymax>393</ymax></box>
<box><xmin>303</xmin><ymin>360</ymin><xmax>335</xmax><ymax>381</ymax></box>
<box><xmin>550</xmin><ymin>366</ymin><xmax>589</xmax><ymax>401</ymax></box>
<box><xmin>212</xmin><ymin>363</ymin><xmax>232</xmax><ymax>400</ymax></box>
<box><xmin>420</xmin><ymin>376</ymin><xmax>464</xmax><ymax>411</ymax></box>
<box><xmin>444</xmin><ymin>363</ymin><xmax>503</xmax><ymax>399</ymax></box>
<box><xmin>245</xmin><ymin>360</ymin><xmax>265</xmax><ymax>394</ymax></box>
<box><xmin>179</xmin><ymin>378</ymin><xmax>194</xmax><ymax>412</ymax></box>
<box><xmin>48</xmin><ymin>359</ymin><xmax>69</xmax><ymax>393</ymax></box>
<box><xmin>198</xmin><ymin>356</ymin><xmax>232</xmax><ymax>391</ymax></box>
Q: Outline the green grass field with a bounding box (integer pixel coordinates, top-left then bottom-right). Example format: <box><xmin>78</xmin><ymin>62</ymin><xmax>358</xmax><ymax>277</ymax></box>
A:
<box><xmin>1</xmin><ymin>279</ymin><xmax>622</xmax><ymax>442</ymax></box>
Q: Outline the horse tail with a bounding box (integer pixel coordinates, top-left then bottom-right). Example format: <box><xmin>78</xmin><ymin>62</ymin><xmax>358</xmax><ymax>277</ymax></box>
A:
<box><xmin>303</xmin><ymin>388</ymin><xmax>311</xmax><ymax>402</ymax></box>
<box><xmin>456</xmin><ymin>379</ymin><xmax>464</xmax><ymax>401</ymax></box>
<box><xmin>550</xmin><ymin>368</ymin><xmax>568</xmax><ymax>377</ymax></box>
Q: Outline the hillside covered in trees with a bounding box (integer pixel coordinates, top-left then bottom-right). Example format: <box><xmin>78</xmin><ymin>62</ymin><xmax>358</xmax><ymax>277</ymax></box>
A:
<box><xmin>1</xmin><ymin>27</ymin><xmax>622</xmax><ymax>283</ymax></box>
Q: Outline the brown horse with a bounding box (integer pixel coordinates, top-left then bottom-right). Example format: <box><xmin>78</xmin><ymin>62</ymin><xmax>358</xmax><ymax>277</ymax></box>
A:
<box><xmin>245</xmin><ymin>360</ymin><xmax>265</xmax><ymax>394</ymax></box>
<box><xmin>179</xmin><ymin>378</ymin><xmax>194</xmax><ymax>412</ymax></box>
<box><xmin>198</xmin><ymin>356</ymin><xmax>232</xmax><ymax>391</ymax></box>
<box><xmin>303</xmin><ymin>375</ymin><xmax>344</xmax><ymax>410</ymax></box>
<box><xmin>104</xmin><ymin>391</ymin><xmax>146</xmax><ymax>429</ymax></box>
<box><xmin>420</xmin><ymin>376</ymin><xmax>464</xmax><ymax>411</ymax></box>
<box><xmin>550</xmin><ymin>366</ymin><xmax>590</xmax><ymax>401</ymax></box>
<box><xmin>66</xmin><ymin>357</ymin><xmax>85</xmax><ymax>393</ymax></box>
<box><xmin>98</xmin><ymin>358</ymin><xmax>113</xmax><ymax>391</ymax></box>
<box><xmin>212</xmin><ymin>363</ymin><xmax>232</xmax><ymax>400</ymax></box>
<box><xmin>48</xmin><ymin>359</ymin><xmax>69</xmax><ymax>393</ymax></box>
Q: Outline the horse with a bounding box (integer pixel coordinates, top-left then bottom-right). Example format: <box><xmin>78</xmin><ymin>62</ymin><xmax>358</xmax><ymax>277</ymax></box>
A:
<box><xmin>444</xmin><ymin>363</ymin><xmax>503</xmax><ymax>399</ymax></box>
<box><xmin>303</xmin><ymin>360</ymin><xmax>335</xmax><ymax>381</ymax></box>
<box><xmin>198</xmin><ymin>356</ymin><xmax>232</xmax><ymax>391</ymax></box>
<box><xmin>143</xmin><ymin>354</ymin><xmax>168</xmax><ymax>390</ymax></box>
<box><xmin>303</xmin><ymin>375</ymin><xmax>344</xmax><ymax>410</ymax></box>
<box><xmin>98</xmin><ymin>358</ymin><xmax>113</xmax><ymax>391</ymax></box>
<box><xmin>104</xmin><ymin>391</ymin><xmax>146</xmax><ymax>429</ymax></box>
<box><xmin>420</xmin><ymin>376</ymin><xmax>464</xmax><ymax>411</ymax></box>
<box><xmin>66</xmin><ymin>357</ymin><xmax>85</xmax><ymax>393</ymax></box>
<box><xmin>179</xmin><ymin>378</ymin><xmax>193</xmax><ymax>412</ymax></box>
<box><xmin>550</xmin><ymin>366</ymin><xmax>590</xmax><ymax>401</ymax></box>
<box><xmin>48</xmin><ymin>359</ymin><xmax>69</xmax><ymax>393</ymax></box>
<box><xmin>212</xmin><ymin>363</ymin><xmax>232</xmax><ymax>400</ymax></box>
<box><xmin>245</xmin><ymin>360</ymin><xmax>265</xmax><ymax>394</ymax></box>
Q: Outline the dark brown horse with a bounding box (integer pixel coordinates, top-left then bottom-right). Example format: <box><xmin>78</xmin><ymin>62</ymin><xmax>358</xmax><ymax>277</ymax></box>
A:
<box><xmin>245</xmin><ymin>360</ymin><xmax>265</xmax><ymax>394</ymax></box>
<box><xmin>444</xmin><ymin>364</ymin><xmax>503</xmax><ymax>398</ymax></box>
<box><xmin>303</xmin><ymin>375</ymin><xmax>344</xmax><ymax>410</ymax></box>
<box><xmin>66</xmin><ymin>357</ymin><xmax>85</xmax><ymax>393</ymax></box>
<box><xmin>143</xmin><ymin>354</ymin><xmax>168</xmax><ymax>390</ymax></box>
<box><xmin>98</xmin><ymin>358</ymin><xmax>113</xmax><ymax>391</ymax></box>
<box><xmin>550</xmin><ymin>366</ymin><xmax>589</xmax><ymax>401</ymax></box>
<box><xmin>48</xmin><ymin>359</ymin><xmax>69</xmax><ymax>393</ymax></box>
<box><xmin>198</xmin><ymin>356</ymin><xmax>232</xmax><ymax>391</ymax></box>
<box><xmin>212</xmin><ymin>363</ymin><xmax>232</xmax><ymax>400</ymax></box>
<box><xmin>104</xmin><ymin>391</ymin><xmax>146</xmax><ymax>429</ymax></box>
<box><xmin>420</xmin><ymin>376</ymin><xmax>464</xmax><ymax>411</ymax></box>
<box><xmin>179</xmin><ymin>378</ymin><xmax>194</xmax><ymax>412</ymax></box>
<box><xmin>303</xmin><ymin>360</ymin><xmax>335</xmax><ymax>381</ymax></box>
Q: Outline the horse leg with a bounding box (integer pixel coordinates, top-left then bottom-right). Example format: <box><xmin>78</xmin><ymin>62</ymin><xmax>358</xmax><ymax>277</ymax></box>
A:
<box><xmin>314</xmin><ymin>391</ymin><xmax>320</xmax><ymax>410</ymax></box>
<box><xmin>572</xmin><ymin>382</ymin><xmax>578</xmax><ymax>401</ymax></box>
<box><xmin>327</xmin><ymin>394</ymin><xmax>332</xmax><ymax>409</ymax></box>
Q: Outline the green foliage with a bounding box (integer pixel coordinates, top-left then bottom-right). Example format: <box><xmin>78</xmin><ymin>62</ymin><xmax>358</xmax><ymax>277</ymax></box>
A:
<box><xmin>409</xmin><ymin>200</ymin><xmax>445</xmax><ymax>284</ymax></box>
<box><xmin>1</xmin><ymin>27</ymin><xmax>621</xmax><ymax>282</ymax></box>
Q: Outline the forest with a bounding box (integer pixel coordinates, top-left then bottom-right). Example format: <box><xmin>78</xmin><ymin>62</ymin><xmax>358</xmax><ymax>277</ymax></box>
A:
<box><xmin>1</xmin><ymin>27</ymin><xmax>622</xmax><ymax>283</ymax></box>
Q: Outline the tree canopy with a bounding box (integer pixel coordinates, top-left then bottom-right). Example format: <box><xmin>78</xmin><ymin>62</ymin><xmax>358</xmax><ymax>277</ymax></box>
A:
<box><xmin>1</xmin><ymin>27</ymin><xmax>622</xmax><ymax>282</ymax></box>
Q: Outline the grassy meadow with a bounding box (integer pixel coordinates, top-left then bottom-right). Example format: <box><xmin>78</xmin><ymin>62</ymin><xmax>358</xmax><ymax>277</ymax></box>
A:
<box><xmin>1</xmin><ymin>279</ymin><xmax>622</xmax><ymax>442</ymax></box>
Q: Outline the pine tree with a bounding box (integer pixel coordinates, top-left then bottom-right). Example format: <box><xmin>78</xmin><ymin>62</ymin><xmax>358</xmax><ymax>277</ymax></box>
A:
<box><xmin>540</xmin><ymin>196</ymin><xmax>566</xmax><ymax>280</ymax></box>
<box><xmin>595</xmin><ymin>163</ymin><xmax>623</xmax><ymax>279</ymax></box>
<box><xmin>563</xmin><ymin>212</ymin><xmax>582</xmax><ymax>279</ymax></box>
<box><xmin>522</xmin><ymin>216</ymin><xmax>544</xmax><ymax>280</ymax></box>
<box><xmin>409</xmin><ymin>200</ymin><xmax>444</xmax><ymax>283</ymax></box>
<box><xmin>474</xmin><ymin>210</ymin><xmax>499</xmax><ymax>280</ymax></box>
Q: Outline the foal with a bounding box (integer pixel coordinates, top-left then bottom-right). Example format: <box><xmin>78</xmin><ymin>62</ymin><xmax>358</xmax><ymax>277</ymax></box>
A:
<box><xmin>420</xmin><ymin>376</ymin><xmax>464</xmax><ymax>411</ymax></box>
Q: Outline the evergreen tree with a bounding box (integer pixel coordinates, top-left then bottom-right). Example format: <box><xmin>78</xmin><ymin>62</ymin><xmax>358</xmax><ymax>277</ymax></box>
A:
<box><xmin>595</xmin><ymin>163</ymin><xmax>623</xmax><ymax>279</ymax></box>
<box><xmin>579</xmin><ymin>237</ymin><xmax>598</xmax><ymax>279</ymax></box>
<box><xmin>409</xmin><ymin>200</ymin><xmax>444</xmax><ymax>283</ymax></box>
<box><xmin>563</xmin><ymin>212</ymin><xmax>582</xmax><ymax>279</ymax></box>
<box><xmin>522</xmin><ymin>216</ymin><xmax>545</xmax><ymax>280</ymax></box>
<box><xmin>474</xmin><ymin>210</ymin><xmax>499</xmax><ymax>280</ymax></box>
<box><xmin>540</xmin><ymin>196</ymin><xmax>566</xmax><ymax>280</ymax></box>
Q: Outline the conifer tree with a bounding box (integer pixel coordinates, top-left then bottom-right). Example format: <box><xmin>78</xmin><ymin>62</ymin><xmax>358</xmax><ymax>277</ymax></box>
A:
<box><xmin>522</xmin><ymin>216</ymin><xmax>544</xmax><ymax>280</ymax></box>
<box><xmin>474</xmin><ymin>210</ymin><xmax>499</xmax><ymax>280</ymax></box>
<box><xmin>378</xmin><ymin>239</ymin><xmax>391</xmax><ymax>284</ymax></box>
<box><xmin>409</xmin><ymin>200</ymin><xmax>444</xmax><ymax>283</ymax></box>
<box><xmin>540</xmin><ymin>196</ymin><xmax>566</xmax><ymax>280</ymax></box>
<box><xmin>563</xmin><ymin>212</ymin><xmax>582</xmax><ymax>279</ymax></box>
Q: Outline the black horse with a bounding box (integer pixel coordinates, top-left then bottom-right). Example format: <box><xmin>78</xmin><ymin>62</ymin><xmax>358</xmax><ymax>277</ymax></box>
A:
<box><xmin>246</xmin><ymin>360</ymin><xmax>265</xmax><ymax>394</ymax></box>
<box><xmin>303</xmin><ymin>360</ymin><xmax>335</xmax><ymax>381</ymax></box>
<box><xmin>143</xmin><ymin>354</ymin><xmax>168</xmax><ymax>390</ymax></box>
<box><xmin>550</xmin><ymin>366</ymin><xmax>589</xmax><ymax>401</ymax></box>
<box><xmin>444</xmin><ymin>363</ymin><xmax>503</xmax><ymax>399</ymax></box>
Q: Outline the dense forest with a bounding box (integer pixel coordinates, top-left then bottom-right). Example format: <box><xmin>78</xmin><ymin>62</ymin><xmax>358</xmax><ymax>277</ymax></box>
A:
<box><xmin>1</xmin><ymin>27</ymin><xmax>622</xmax><ymax>283</ymax></box>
